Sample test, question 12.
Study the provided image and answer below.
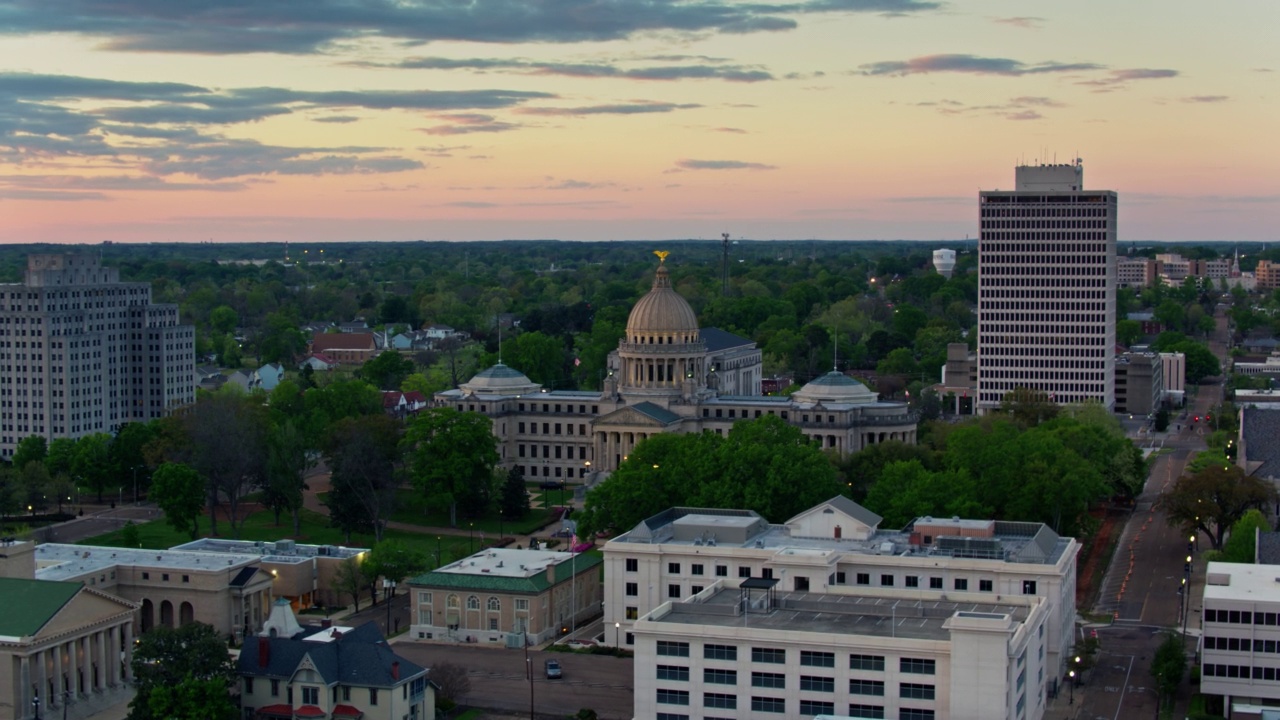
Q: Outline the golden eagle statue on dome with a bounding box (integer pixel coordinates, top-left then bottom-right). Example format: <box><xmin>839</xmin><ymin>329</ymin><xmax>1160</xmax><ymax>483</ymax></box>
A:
<box><xmin>653</xmin><ymin>250</ymin><xmax>669</xmax><ymax>264</ymax></box>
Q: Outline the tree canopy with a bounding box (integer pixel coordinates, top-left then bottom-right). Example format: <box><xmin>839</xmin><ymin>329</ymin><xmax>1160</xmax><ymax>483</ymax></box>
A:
<box><xmin>1156</xmin><ymin>465</ymin><xmax>1277</xmax><ymax>550</ymax></box>
<box><xmin>150</xmin><ymin>463</ymin><xmax>205</xmax><ymax>540</ymax></box>
<box><xmin>403</xmin><ymin>408</ymin><xmax>499</xmax><ymax>527</ymax></box>
<box><xmin>577</xmin><ymin>415</ymin><xmax>841</xmax><ymax>536</ymax></box>
<box><xmin>128</xmin><ymin>622</ymin><xmax>235</xmax><ymax>720</ymax></box>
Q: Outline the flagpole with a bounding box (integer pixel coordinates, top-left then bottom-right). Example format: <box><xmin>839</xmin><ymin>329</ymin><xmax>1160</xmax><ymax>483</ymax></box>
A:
<box><xmin>571</xmin><ymin>535</ymin><xmax>577</xmax><ymax>636</ymax></box>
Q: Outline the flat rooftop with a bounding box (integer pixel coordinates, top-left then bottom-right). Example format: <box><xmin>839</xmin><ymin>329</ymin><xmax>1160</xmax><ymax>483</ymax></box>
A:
<box><xmin>614</xmin><ymin>513</ymin><xmax>1069</xmax><ymax>566</ymax></box>
<box><xmin>171</xmin><ymin>538</ymin><xmax>366</xmax><ymax>564</ymax></box>
<box><xmin>1205</xmin><ymin>561</ymin><xmax>1280</xmax><ymax>602</ymax></box>
<box><xmin>437</xmin><ymin>548</ymin><xmax>577</xmax><ymax>579</ymax></box>
<box><xmin>650</xmin><ymin>588</ymin><xmax>1030</xmax><ymax>642</ymax></box>
<box><xmin>35</xmin><ymin>543</ymin><xmax>260</xmax><ymax>581</ymax></box>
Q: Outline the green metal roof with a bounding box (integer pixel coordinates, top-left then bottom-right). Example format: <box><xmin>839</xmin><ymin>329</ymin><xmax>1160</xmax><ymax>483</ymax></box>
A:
<box><xmin>0</xmin><ymin>578</ymin><xmax>82</xmax><ymax>637</ymax></box>
<box><xmin>408</xmin><ymin>553</ymin><xmax>602</xmax><ymax>593</ymax></box>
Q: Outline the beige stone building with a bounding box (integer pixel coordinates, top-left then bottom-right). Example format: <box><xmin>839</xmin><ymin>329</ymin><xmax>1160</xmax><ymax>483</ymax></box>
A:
<box><xmin>27</xmin><ymin>543</ymin><xmax>273</xmax><ymax>641</ymax></box>
<box><xmin>436</xmin><ymin>255</ymin><xmax>918</xmax><ymax>483</ymax></box>
<box><xmin>0</xmin><ymin>572</ymin><xmax>138</xmax><ymax>720</ymax></box>
<box><xmin>407</xmin><ymin>548</ymin><xmax>602</xmax><ymax>646</ymax></box>
<box><xmin>172</xmin><ymin>539</ymin><xmax>368</xmax><ymax>610</ymax></box>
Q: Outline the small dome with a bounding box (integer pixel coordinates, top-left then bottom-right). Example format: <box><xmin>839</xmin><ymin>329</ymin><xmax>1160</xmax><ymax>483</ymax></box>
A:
<box><xmin>792</xmin><ymin>371</ymin><xmax>877</xmax><ymax>405</ymax></box>
<box><xmin>460</xmin><ymin>363</ymin><xmax>541</xmax><ymax>396</ymax></box>
<box><xmin>627</xmin><ymin>264</ymin><xmax>699</xmax><ymax>337</ymax></box>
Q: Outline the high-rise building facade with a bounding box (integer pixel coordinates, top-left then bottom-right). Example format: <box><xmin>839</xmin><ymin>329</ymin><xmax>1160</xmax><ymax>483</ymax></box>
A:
<box><xmin>0</xmin><ymin>253</ymin><xmax>195</xmax><ymax>459</ymax></box>
<box><xmin>977</xmin><ymin>162</ymin><xmax>1117</xmax><ymax>411</ymax></box>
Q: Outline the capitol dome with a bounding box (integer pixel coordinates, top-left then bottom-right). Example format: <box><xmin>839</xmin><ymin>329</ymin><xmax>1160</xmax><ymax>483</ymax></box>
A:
<box><xmin>791</xmin><ymin>371</ymin><xmax>877</xmax><ymax>405</ymax></box>
<box><xmin>460</xmin><ymin>363</ymin><xmax>541</xmax><ymax>396</ymax></box>
<box><xmin>626</xmin><ymin>262</ymin><xmax>700</xmax><ymax>343</ymax></box>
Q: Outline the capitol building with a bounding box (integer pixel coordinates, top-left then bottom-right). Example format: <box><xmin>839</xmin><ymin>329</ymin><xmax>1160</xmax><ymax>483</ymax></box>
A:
<box><xmin>434</xmin><ymin>255</ymin><xmax>918</xmax><ymax>482</ymax></box>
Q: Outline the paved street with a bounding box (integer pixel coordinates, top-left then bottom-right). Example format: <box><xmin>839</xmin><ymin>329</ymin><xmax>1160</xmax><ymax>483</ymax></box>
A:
<box><xmin>388</xmin><ymin>643</ymin><xmax>634</xmax><ymax>719</ymax></box>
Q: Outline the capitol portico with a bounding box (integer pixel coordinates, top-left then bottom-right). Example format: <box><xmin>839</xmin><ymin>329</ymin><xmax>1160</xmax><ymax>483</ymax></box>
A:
<box><xmin>434</xmin><ymin>255</ymin><xmax>918</xmax><ymax>481</ymax></box>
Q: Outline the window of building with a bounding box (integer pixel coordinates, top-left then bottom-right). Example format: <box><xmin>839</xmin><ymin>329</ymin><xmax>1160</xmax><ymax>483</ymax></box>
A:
<box><xmin>900</xmin><ymin>658</ymin><xmax>936</xmax><ymax>675</ymax></box>
<box><xmin>900</xmin><ymin>710</ymin><xmax>935</xmax><ymax>720</ymax></box>
<box><xmin>880</xmin><ymin>574</ymin><xmax>894</xmax><ymax>587</ymax></box>
<box><xmin>738</xmin><ymin>567</ymin><xmax>751</xmax><ymax>578</ymax></box>
<box><xmin>801</xmin><ymin>651</ymin><xmax>835</xmax><ymax>668</ymax></box>
<box><xmin>751</xmin><ymin>672</ymin><xmax>785</xmax><ymax>689</ymax></box>
<box><xmin>487</xmin><ymin>597</ymin><xmax>500</xmax><ymax>611</ymax></box>
<box><xmin>467</xmin><ymin>595</ymin><xmax>480</xmax><ymax>610</ymax></box>
<box><xmin>705</xmin><ymin>644</ymin><xmax>737</xmax><ymax>661</ymax></box>
<box><xmin>704</xmin><ymin>669</ymin><xmax>736</xmax><ymax>685</ymax></box>
<box><xmin>849</xmin><ymin>704</ymin><xmax>885</xmax><ymax>719</ymax></box>
<box><xmin>655</xmin><ymin>714</ymin><xmax>688</xmax><ymax>720</ymax></box>
<box><xmin>905</xmin><ymin>575</ymin><xmax>919</xmax><ymax>588</ymax></box>
<box><xmin>850</xmin><ymin>679</ymin><xmax>885</xmax><ymax>696</ymax></box>
<box><xmin>626</xmin><ymin>606</ymin><xmax>638</xmax><ymax>620</ymax></box>
<box><xmin>715</xmin><ymin>565</ymin><xmax>728</xmax><ymax>577</ymax></box>
<box><xmin>668</xmin><ymin>584</ymin><xmax>681</xmax><ymax>599</ymax></box>
<box><xmin>800</xmin><ymin>675</ymin><xmax>835</xmax><ymax>692</ymax></box>
<box><xmin>302</xmin><ymin>687</ymin><xmax>318</xmax><ymax>705</ymax></box>
<box><xmin>368</xmin><ymin>688</ymin><xmax>378</xmax><ymax>706</ymax></box>
<box><xmin>657</xmin><ymin>641</ymin><xmax>690</xmax><ymax>657</ymax></box>
<box><xmin>657</xmin><ymin>665</ymin><xmax>689</xmax><ymax>682</ymax></box>
<box><xmin>270</xmin><ymin>680</ymin><xmax>279</xmax><ymax>697</ymax></box>
<box><xmin>752</xmin><ymin>647</ymin><xmax>786</xmax><ymax>664</ymax></box>
<box><xmin>244</xmin><ymin>678</ymin><xmax>254</xmax><ymax>694</ymax></box>
<box><xmin>656</xmin><ymin>689</ymin><xmax>689</xmax><ymax>706</ymax></box>
<box><xmin>626</xmin><ymin>582</ymin><xmax>638</xmax><ymax>596</ymax></box>
<box><xmin>954</xmin><ymin>578</ymin><xmax>968</xmax><ymax>591</ymax></box>
<box><xmin>1023</xmin><ymin>580</ymin><xmax>1038</xmax><ymax>594</ymax></box>
<box><xmin>929</xmin><ymin>577</ymin><xmax>943</xmax><ymax>589</ymax></box>
<box><xmin>856</xmin><ymin>573</ymin><xmax>870</xmax><ymax>586</ymax></box>
<box><xmin>979</xmin><ymin>579</ymin><xmax>993</xmax><ymax>592</ymax></box>
<box><xmin>800</xmin><ymin>700</ymin><xmax>835</xmax><ymax>716</ymax></box>
<box><xmin>750</xmin><ymin>697</ymin><xmax>786</xmax><ymax>714</ymax></box>
<box><xmin>515</xmin><ymin>598</ymin><xmax>529</xmax><ymax>611</ymax></box>
<box><xmin>704</xmin><ymin>693</ymin><xmax>737</xmax><ymax>710</ymax></box>
<box><xmin>850</xmin><ymin>654</ymin><xmax>885</xmax><ymax>671</ymax></box>
<box><xmin>691</xmin><ymin>564</ymin><xmax>704</xmax><ymax>576</ymax></box>
<box><xmin>668</xmin><ymin>562</ymin><xmax>681</xmax><ymax>574</ymax></box>
<box><xmin>626</xmin><ymin>558</ymin><xmax>638</xmax><ymax>572</ymax></box>
<box><xmin>900</xmin><ymin>683</ymin><xmax>936</xmax><ymax>700</ymax></box>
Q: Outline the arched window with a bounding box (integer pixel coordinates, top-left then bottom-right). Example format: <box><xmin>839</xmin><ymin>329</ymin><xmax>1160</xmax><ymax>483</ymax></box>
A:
<box><xmin>487</xmin><ymin>597</ymin><xmax>501</xmax><ymax>612</ymax></box>
<box><xmin>446</xmin><ymin>594</ymin><xmax>460</xmax><ymax>609</ymax></box>
<box><xmin>467</xmin><ymin>595</ymin><xmax>480</xmax><ymax>610</ymax></box>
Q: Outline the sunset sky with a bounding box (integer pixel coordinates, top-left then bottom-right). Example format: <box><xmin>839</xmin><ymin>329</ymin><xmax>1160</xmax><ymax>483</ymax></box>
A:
<box><xmin>1</xmin><ymin>0</ymin><xmax>1277</xmax><ymax>244</ymax></box>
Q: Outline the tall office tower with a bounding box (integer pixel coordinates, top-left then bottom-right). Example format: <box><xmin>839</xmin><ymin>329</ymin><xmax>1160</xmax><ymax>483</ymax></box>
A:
<box><xmin>976</xmin><ymin>161</ymin><xmax>1117</xmax><ymax>412</ymax></box>
<box><xmin>0</xmin><ymin>254</ymin><xmax>195</xmax><ymax>460</ymax></box>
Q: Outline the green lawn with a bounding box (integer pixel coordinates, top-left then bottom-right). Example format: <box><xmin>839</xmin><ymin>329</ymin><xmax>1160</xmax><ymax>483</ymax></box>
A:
<box><xmin>388</xmin><ymin>488</ymin><xmax>562</xmax><ymax>537</ymax></box>
<box><xmin>78</xmin><ymin>508</ymin><xmax>476</xmax><ymax>565</ymax></box>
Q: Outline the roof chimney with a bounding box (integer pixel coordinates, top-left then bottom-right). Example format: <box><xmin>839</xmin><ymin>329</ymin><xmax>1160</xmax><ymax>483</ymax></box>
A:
<box><xmin>391</xmin><ymin>661</ymin><xmax>400</xmax><ymax>680</ymax></box>
<box><xmin>257</xmin><ymin>637</ymin><xmax>270</xmax><ymax>668</ymax></box>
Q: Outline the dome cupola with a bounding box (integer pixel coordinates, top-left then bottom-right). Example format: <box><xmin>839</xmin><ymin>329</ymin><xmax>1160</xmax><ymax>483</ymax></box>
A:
<box><xmin>626</xmin><ymin>254</ymin><xmax>700</xmax><ymax>345</ymax></box>
<box><xmin>792</xmin><ymin>371</ymin><xmax>877</xmax><ymax>405</ymax></box>
<box><xmin>460</xmin><ymin>363</ymin><xmax>541</xmax><ymax>396</ymax></box>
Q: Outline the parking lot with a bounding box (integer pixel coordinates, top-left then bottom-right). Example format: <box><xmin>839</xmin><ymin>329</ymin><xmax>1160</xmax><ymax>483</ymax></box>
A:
<box><xmin>390</xmin><ymin>642</ymin><xmax>634</xmax><ymax>719</ymax></box>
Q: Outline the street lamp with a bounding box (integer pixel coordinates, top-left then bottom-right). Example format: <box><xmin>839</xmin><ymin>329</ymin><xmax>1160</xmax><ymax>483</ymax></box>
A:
<box><xmin>469</xmin><ymin>523</ymin><xmax>474</xmax><ymax>555</ymax></box>
<box><xmin>614</xmin><ymin>621</ymin><xmax>620</xmax><ymax>649</ymax></box>
<box><xmin>32</xmin><ymin>693</ymin><xmax>40</xmax><ymax>720</ymax></box>
<box><xmin>435</xmin><ymin>536</ymin><xmax>442</xmax><ymax>567</ymax></box>
<box><xmin>1068</xmin><ymin>670</ymin><xmax>1075</xmax><ymax>704</ymax></box>
<box><xmin>383</xmin><ymin>578</ymin><xmax>397</xmax><ymax>634</ymax></box>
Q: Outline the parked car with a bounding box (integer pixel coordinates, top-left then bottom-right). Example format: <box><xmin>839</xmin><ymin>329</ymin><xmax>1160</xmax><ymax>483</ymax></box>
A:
<box><xmin>565</xmin><ymin>640</ymin><xmax>596</xmax><ymax>650</ymax></box>
<box><xmin>539</xmin><ymin>480</ymin><xmax>565</xmax><ymax>490</ymax></box>
<box><xmin>545</xmin><ymin>659</ymin><xmax>563</xmax><ymax>679</ymax></box>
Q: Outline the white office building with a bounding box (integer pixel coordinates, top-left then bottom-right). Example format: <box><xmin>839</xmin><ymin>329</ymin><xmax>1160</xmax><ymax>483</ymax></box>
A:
<box><xmin>1200</xmin><ymin>561</ymin><xmax>1280</xmax><ymax>718</ymax></box>
<box><xmin>601</xmin><ymin>497</ymin><xmax>1080</xmax><ymax>698</ymax></box>
<box><xmin>0</xmin><ymin>254</ymin><xmax>195</xmax><ymax>459</ymax></box>
<box><xmin>976</xmin><ymin>161</ymin><xmax>1118</xmax><ymax>411</ymax></box>
<box><xmin>633</xmin><ymin>581</ymin><xmax>1050</xmax><ymax>720</ymax></box>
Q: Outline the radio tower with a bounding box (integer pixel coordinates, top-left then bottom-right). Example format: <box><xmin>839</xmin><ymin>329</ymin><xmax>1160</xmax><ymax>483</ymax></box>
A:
<box><xmin>721</xmin><ymin>232</ymin><xmax>730</xmax><ymax>296</ymax></box>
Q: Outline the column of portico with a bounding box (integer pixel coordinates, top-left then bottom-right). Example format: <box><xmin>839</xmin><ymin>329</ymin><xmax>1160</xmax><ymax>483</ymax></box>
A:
<box><xmin>108</xmin><ymin>626</ymin><xmax>120</xmax><ymax>685</ymax></box>
<box><xmin>122</xmin><ymin>622</ymin><xmax>133</xmax><ymax>683</ymax></box>
<box><xmin>19</xmin><ymin>656</ymin><xmax>31</xmax><ymax>720</ymax></box>
<box><xmin>95</xmin><ymin>630</ymin><xmax>106</xmax><ymax>691</ymax></box>
<box><xmin>35</xmin><ymin>648</ymin><xmax>48</xmax><ymax>707</ymax></box>
<box><xmin>52</xmin><ymin>644</ymin><xmax>63</xmax><ymax>705</ymax></box>
<box><xmin>80</xmin><ymin>636</ymin><xmax>90</xmax><ymax>692</ymax></box>
<box><xmin>67</xmin><ymin>635</ymin><xmax>78</xmax><ymax>699</ymax></box>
